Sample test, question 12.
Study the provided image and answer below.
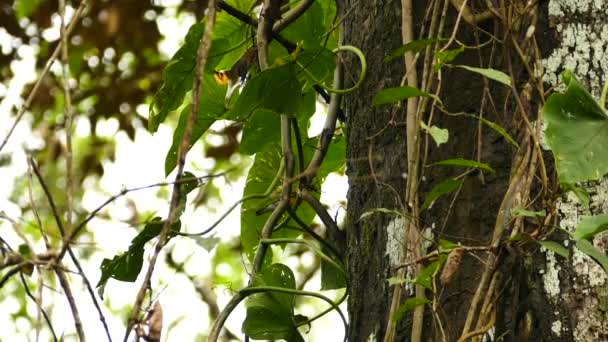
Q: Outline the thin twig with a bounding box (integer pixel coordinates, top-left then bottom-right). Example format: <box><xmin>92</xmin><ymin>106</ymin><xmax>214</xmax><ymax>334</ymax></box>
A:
<box><xmin>124</xmin><ymin>2</ymin><xmax>218</xmax><ymax>340</ymax></box>
<box><xmin>55</xmin><ymin>268</ymin><xmax>86</xmax><ymax>341</ymax></box>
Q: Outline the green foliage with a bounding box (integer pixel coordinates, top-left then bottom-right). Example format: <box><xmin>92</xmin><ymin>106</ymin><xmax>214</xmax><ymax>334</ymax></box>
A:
<box><xmin>421</xmin><ymin>179</ymin><xmax>462</xmax><ymax>210</ymax></box>
<box><xmin>433</xmin><ymin>46</ymin><xmax>464</xmax><ymax>71</ymax></box>
<box><xmin>96</xmin><ymin>218</ymin><xmax>182</xmax><ymax>298</ymax></box>
<box><xmin>392</xmin><ymin>298</ymin><xmax>430</xmax><ymax>322</ymax></box>
<box><xmin>385</xmin><ymin>38</ymin><xmax>446</xmax><ymax>63</ymax></box>
<box><xmin>230</xmin><ymin>63</ymin><xmax>302</xmax><ymax>119</ymax></box>
<box><xmin>13</xmin><ymin>0</ymin><xmax>39</xmax><ymax>19</ymax></box>
<box><xmin>538</xmin><ymin>241</ymin><xmax>569</xmax><ymax>259</ymax></box>
<box><xmin>542</xmin><ymin>70</ymin><xmax>608</xmax><ymax>183</ymax></box>
<box><xmin>575</xmin><ymin>239</ymin><xmax>608</xmax><ymax>273</ymax></box>
<box><xmin>510</xmin><ymin>208</ymin><xmax>546</xmax><ymax>218</ymax></box>
<box><xmin>433</xmin><ymin>158</ymin><xmax>495</xmax><ymax>173</ymax></box>
<box><xmin>243</xmin><ymin>264</ymin><xmax>304</xmax><ymax>341</ymax></box>
<box><xmin>372</xmin><ymin>86</ymin><xmax>439</xmax><ymax>106</ymax></box>
<box><xmin>573</xmin><ymin>214</ymin><xmax>608</xmax><ymax>242</ymax></box>
<box><xmin>453</xmin><ymin>65</ymin><xmax>512</xmax><ymax>86</ymax></box>
<box><xmin>420</xmin><ymin>121</ymin><xmax>448</xmax><ymax>147</ymax></box>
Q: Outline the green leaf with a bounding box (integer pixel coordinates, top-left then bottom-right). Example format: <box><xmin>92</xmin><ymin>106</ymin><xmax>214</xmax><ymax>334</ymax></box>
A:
<box><xmin>191</xmin><ymin>236</ymin><xmax>220</xmax><ymax>252</ymax></box>
<box><xmin>538</xmin><ymin>241</ymin><xmax>569</xmax><ymax>258</ymax></box>
<box><xmin>415</xmin><ymin>258</ymin><xmax>444</xmax><ymax>290</ymax></box>
<box><xmin>454</xmin><ymin>65</ymin><xmax>512</xmax><ymax>86</ymax></box>
<box><xmin>510</xmin><ymin>208</ymin><xmax>546</xmax><ymax>218</ymax></box>
<box><xmin>421</xmin><ymin>179</ymin><xmax>462</xmax><ymax>210</ymax></box>
<box><xmin>211</xmin><ymin>7</ymin><xmax>253</xmax><ymax>71</ymax></box>
<box><xmin>573</xmin><ymin>214</ymin><xmax>608</xmax><ymax>241</ymax></box>
<box><xmin>392</xmin><ymin>297</ymin><xmax>430</xmax><ymax>322</ymax></box>
<box><xmin>230</xmin><ymin>63</ymin><xmax>302</xmax><ymax>119</ymax></box>
<box><xmin>96</xmin><ymin>218</ymin><xmax>181</xmax><ymax>298</ymax></box>
<box><xmin>149</xmin><ymin>22</ymin><xmax>205</xmax><ymax>133</ymax></box>
<box><xmin>420</xmin><ymin>121</ymin><xmax>448</xmax><ymax>147</ymax></box>
<box><xmin>433</xmin><ymin>46</ymin><xmax>464</xmax><ymax>72</ymax></box>
<box><xmin>438</xmin><ymin>239</ymin><xmax>459</xmax><ymax>250</ymax></box>
<box><xmin>433</xmin><ymin>158</ymin><xmax>495</xmax><ymax>173</ymax></box>
<box><xmin>240</xmin><ymin>110</ymin><xmax>282</xmax><ymax>155</ymax></box>
<box><xmin>575</xmin><ymin>239</ymin><xmax>608</xmax><ymax>273</ymax></box>
<box><xmin>280</xmin><ymin>0</ymin><xmax>325</xmax><ymax>48</ymax></box>
<box><xmin>295</xmin><ymin>48</ymin><xmax>336</xmax><ymax>92</ymax></box>
<box><xmin>13</xmin><ymin>0</ymin><xmax>39</xmax><ymax>19</ymax></box>
<box><xmin>387</xmin><ymin>277</ymin><xmax>407</xmax><ymax>286</ymax></box>
<box><xmin>542</xmin><ymin>70</ymin><xmax>608</xmax><ymax>183</ymax></box>
<box><xmin>467</xmin><ymin>115</ymin><xmax>519</xmax><ymax>148</ymax></box>
<box><xmin>561</xmin><ymin>183</ymin><xmax>590</xmax><ymax>207</ymax></box>
<box><xmin>243</xmin><ymin>264</ymin><xmax>303</xmax><ymax>341</ymax></box>
<box><xmin>164</xmin><ymin>74</ymin><xmax>228</xmax><ymax>175</ymax></box>
<box><xmin>385</xmin><ymin>38</ymin><xmax>446</xmax><ymax>63</ymax></box>
<box><xmin>373</xmin><ymin>86</ymin><xmax>440</xmax><ymax>106</ymax></box>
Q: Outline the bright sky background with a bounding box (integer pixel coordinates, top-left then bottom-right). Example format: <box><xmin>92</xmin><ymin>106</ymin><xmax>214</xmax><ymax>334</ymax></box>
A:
<box><xmin>0</xmin><ymin>1</ymin><xmax>348</xmax><ymax>341</ymax></box>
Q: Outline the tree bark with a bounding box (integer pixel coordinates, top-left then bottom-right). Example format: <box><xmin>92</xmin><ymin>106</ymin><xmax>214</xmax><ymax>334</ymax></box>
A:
<box><xmin>341</xmin><ymin>0</ymin><xmax>607</xmax><ymax>341</ymax></box>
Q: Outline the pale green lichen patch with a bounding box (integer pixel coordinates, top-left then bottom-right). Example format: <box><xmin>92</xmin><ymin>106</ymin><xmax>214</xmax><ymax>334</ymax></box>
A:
<box><xmin>542</xmin><ymin>0</ymin><xmax>608</xmax><ymax>97</ymax></box>
<box><xmin>552</xmin><ymin>320</ymin><xmax>563</xmax><ymax>337</ymax></box>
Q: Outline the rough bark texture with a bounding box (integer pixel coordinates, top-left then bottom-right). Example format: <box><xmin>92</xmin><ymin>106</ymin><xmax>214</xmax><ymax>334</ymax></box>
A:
<box><xmin>341</xmin><ymin>1</ymin><xmax>407</xmax><ymax>340</ymax></box>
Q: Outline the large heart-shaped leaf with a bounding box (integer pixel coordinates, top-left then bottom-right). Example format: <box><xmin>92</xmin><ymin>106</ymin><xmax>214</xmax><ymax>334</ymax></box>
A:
<box><xmin>243</xmin><ymin>264</ymin><xmax>304</xmax><ymax>341</ymax></box>
<box><xmin>542</xmin><ymin>70</ymin><xmax>608</xmax><ymax>183</ymax></box>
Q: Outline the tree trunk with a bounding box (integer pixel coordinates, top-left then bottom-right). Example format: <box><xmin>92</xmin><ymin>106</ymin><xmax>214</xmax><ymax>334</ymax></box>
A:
<box><xmin>341</xmin><ymin>0</ymin><xmax>607</xmax><ymax>341</ymax></box>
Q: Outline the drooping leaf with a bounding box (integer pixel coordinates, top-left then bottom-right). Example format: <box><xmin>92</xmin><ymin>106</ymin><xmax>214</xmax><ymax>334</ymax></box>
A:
<box><xmin>211</xmin><ymin>5</ymin><xmax>253</xmax><ymax>71</ymax></box>
<box><xmin>573</xmin><ymin>214</ymin><xmax>608</xmax><ymax>241</ymax></box>
<box><xmin>433</xmin><ymin>46</ymin><xmax>464</xmax><ymax>72</ymax></box>
<box><xmin>240</xmin><ymin>110</ymin><xmax>282</xmax><ymax>155</ymax></box>
<box><xmin>149</xmin><ymin>22</ymin><xmax>205</xmax><ymax>132</ymax></box>
<box><xmin>438</xmin><ymin>239</ymin><xmax>459</xmax><ymax>251</ymax></box>
<box><xmin>387</xmin><ymin>277</ymin><xmax>408</xmax><ymax>286</ymax></box>
<box><xmin>164</xmin><ymin>74</ymin><xmax>228</xmax><ymax>175</ymax></box>
<box><xmin>243</xmin><ymin>264</ymin><xmax>303</xmax><ymax>341</ymax></box>
<box><xmin>542</xmin><ymin>70</ymin><xmax>608</xmax><ymax>183</ymax></box>
<box><xmin>538</xmin><ymin>241</ymin><xmax>569</xmax><ymax>258</ymax></box>
<box><xmin>385</xmin><ymin>38</ymin><xmax>446</xmax><ymax>63</ymax></box>
<box><xmin>392</xmin><ymin>298</ymin><xmax>431</xmax><ymax>322</ymax></box>
<box><xmin>454</xmin><ymin>65</ymin><xmax>512</xmax><ymax>86</ymax></box>
<box><xmin>359</xmin><ymin>207</ymin><xmax>403</xmax><ymax>220</ymax></box>
<box><xmin>230</xmin><ymin>63</ymin><xmax>302</xmax><ymax>120</ymax></box>
<box><xmin>433</xmin><ymin>158</ymin><xmax>495</xmax><ymax>173</ymax></box>
<box><xmin>420</xmin><ymin>121</ymin><xmax>448</xmax><ymax>147</ymax></box>
<box><xmin>414</xmin><ymin>257</ymin><xmax>445</xmax><ymax>290</ymax></box>
<box><xmin>510</xmin><ymin>208</ymin><xmax>546</xmax><ymax>218</ymax></box>
<box><xmin>467</xmin><ymin>114</ymin><xmax>519</xmax><ymax>148</ymax></box>
<box><xmin>561</xmin><ymin>183</ymin><xmax>590</xmax><ymax>207</ymax></box>
<box><xmin>421</xmin><ymin>179</ymin><xmax>462</xmax><ymax>210</ymax></box>
<box><xmin>575</xmin><ymin>239</ymin><xmax>608</xmax><ymax>273</ymax></box>
<box><xmin>373</xmin><ymin>86</ymin><xmax>440</xmax><ymax>106</ymax></box>
<box><xmin>96</xmin><ymin>218</ymin><xmax>182</xmax><ymax>297</ymax></box>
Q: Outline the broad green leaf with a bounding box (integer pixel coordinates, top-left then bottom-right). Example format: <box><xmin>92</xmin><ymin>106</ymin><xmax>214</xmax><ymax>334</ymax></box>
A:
<box><xmin>164</xmin><ymin>74</ymin><xmax>228</xmax><ymax>175</ymax></box>
<box><xmin>576</xmin><ymin>239</ymin><xmax>608</xmax><ymax>273</ymax></box>
<box><xmin>510</xmin><ymin>208</ymin><xmax>546</xmax><ymax>218</ymax></box>
<box><xmin>467</xmin><ymin>114</ymin><xmax>519</xmax><ymax>148</ymax></box>
<box><xmin>230</xmin><ymin>63</ymin><xmax>301</xmax><ymax>119</ymax></box>
<box><xmin>392</xmin><ymin>298</ymin><xmax>430</xmax><ymax>322</ymax></box>
<box><xmin>538</xmin><ymin>240</ymin><xmax>569</xmax><ymax>258</ymax></box>
<box><xmin>542</xmin><ymin>70</ymin><xmax>608</xmax><ymax>183</ymax></box>
<box><xmin>96</xmin><ymin>218</ymin><xmax>181</xmax><ymax>297</ymax></box>
<box><xmin>415</xmin><ymin>257</ymin><xmax>444</xmax><ymax>290</ymax></box>
<box><xmin>373</xmin><ymin>86</ymin><xmax>440</xmax><ymax>106</ymax></box>
<box><xmin>387</xmin><ymin>277</ymin><xmax>408</xmax><ymax>286</ymax></box>
<box><xmin>420</xmin><ymin>121</ymin><xmax>448</xmax><ymax>147</ymax></box>
<box><xmin>149</xmin><ymin>22</ymin><xmax>205</xmax><ymax>132</ymax></box>
<box><xmin>421</xmin><ymin>179</ymin><xmax>462</xmax><ymax>210</ymax></box>
<box><xmin>438</xmin><ymin>239</ymin><xmax>459</xmax><ymax>250</ymax></box>
<box><xmin>454</xmin><ymin>65</ymin><xmax>512</xmax><ymax>86</ymax></box>
<box><xmin>359</xmin><ymin>208</ymin><xmax>403</xmax><ymax>221</ymax></box>
<box><xmin>240</xmin><ymin>110</ymin><xmax>282</xmax><ymax>155</ymax></box>
<box><xmin>280</xmin><ymin>0</ymin><xmax>325</xmax><ymax>48</ymax></box>
<box><xmin>561</xmin><ymin>183</ymin><xmax>590</xmax><ymax>207</ymax></box>
<box><xmin>433</xmin><ymin>46</ymin><xmax>464</xmax><ymax>72</ymax></box>
<box><xmin>211</xmin><ymin>8</ymin><xmax>252</xmax><ymax>71</ymax></box>
<box><xmin>573</xmin><ymin>214</ymin><xmax>608</xmax><ymax>241</ymax></box>
<box><xmin>385</xmin><ymin>38</ymin><xmax>446</xmax><ymax>63</ymax></box>
<box><xmin>433</xmin><ymin>158</ymin><xmax>495</xmax><ymax>173</ymax></box>
<box><xmin>243</xmin><ymin>264</ymin><xmax>303</xmax><ymax>341</ymax></box>
<box><xmin>295</xmin><ymin>48</ymin><xmax>336</xmax><ymax>91</ymax></box>
<box><xmin>14</xmin><ymin>0</ymin><xmax>39</xmax><ymax>19</ymax></box>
